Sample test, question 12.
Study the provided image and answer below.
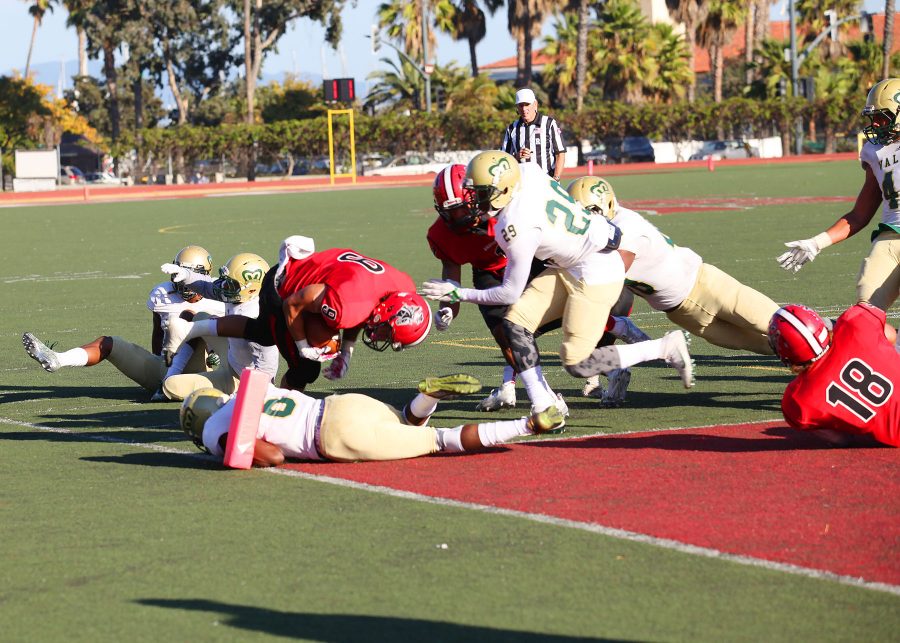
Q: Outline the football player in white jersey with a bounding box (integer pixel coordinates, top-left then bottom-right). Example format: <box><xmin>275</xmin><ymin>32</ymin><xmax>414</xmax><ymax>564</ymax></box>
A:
<box><xmin>568</xmin><ymin>176</ymin><xmax>779</xmax><ymax>361</ymax></box>
<box><xmin>22</xmin><ymin>245</ymin><xmax>227</xmax><ymax>400</ymax></box>
<box><xmin>778</xmin><ymin>79</ymin><xmax>900</xmax><ymax>352</ymax></box>
<box><xmin>421</xmin><ymin>151</ymin><xmax>693</xmax><ymax>418</ymax></box>
<box><xmin>159</xmin><ymin>252</ymin><xmax>280</xmax><ymax>401</ymax></box>
<box><xmin>180</xmin><ymin>373</ymin><xmax>566</xmax><ymax>466</ymax></box>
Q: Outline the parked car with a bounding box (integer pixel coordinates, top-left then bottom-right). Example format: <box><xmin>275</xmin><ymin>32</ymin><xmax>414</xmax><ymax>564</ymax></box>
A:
<box><xmin>604</xmin><ymin>137</ymin><xmax>656</xmax><ymax>164</ymax></box>
<box><xmin>582</xmin><ymin>144</ymin><xmax>609</xmax><ymax>165</ymax></box>
<box><xmin>59</xmin><ymin>165</ymin><xmax>86</xmax><ymax>185</ymax></box>
<box><xmin>84</xmin><ymin>171</ymin><xmax>123</xmax><ymax>185</ymax></box>
<box><xmin>689</xmin><ymin>140</ymin><xmax>759</xmax><ymax>161</ymax></box>
<box><xmin>367</xmin><ymin>152</ymin><xmax>445</xmax><ymax>176</ymax></box>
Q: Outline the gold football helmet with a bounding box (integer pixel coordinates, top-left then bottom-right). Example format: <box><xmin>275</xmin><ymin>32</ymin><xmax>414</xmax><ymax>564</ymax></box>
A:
<box><xmin>567</xmin><ymin>176</ymin><xmax>617</xmax><ymax>220</ymax></box>
<box><xmin>862</xmin><ymin>78</ymin><xmax>900</xmax><ymax>145</ymax></box>
<box><xmin>180</xmin><ymin>387</ymin><xmax>228</xmax><ymax>452</ymax></box>
<box><xmin>215</xmin><ymin>252</ymin><xmax>270</xmax><ymax>304</ymax></box>
<box><xmin>173</xmin><ymin>245</ymin><xmax>213</xmax><ymax>302</ymax></box>
<box><xmin>464</xmin><ymin>151</ymin><xmax>521</xmax><ymax>213</ymax></box>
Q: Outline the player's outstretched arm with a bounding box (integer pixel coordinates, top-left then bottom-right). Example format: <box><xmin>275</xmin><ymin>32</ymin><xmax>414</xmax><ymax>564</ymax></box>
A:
<box><xmin>777</xmin><ymin>167</ymin><xmax>881</xmax><ymax>273</ymax></box>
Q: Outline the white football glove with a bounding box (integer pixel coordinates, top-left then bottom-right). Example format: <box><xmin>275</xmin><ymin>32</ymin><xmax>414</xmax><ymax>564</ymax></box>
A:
<box><xmin>420</xmin><ymin>279</ymin><xmax>461</xmax><ymax>303</ymax></box>
<box><xmin>295</xmin><ymin>339</ymin><xmax>338</xmax><ymax>363</ymax></box>
<box><xmin>776</xmin><ymin>233</ymin><xmax>832</xmax><ymax>273</ymax></box>
<box><xmin>435</xmin><ymin>307</ymin><xmax>454</xmax><ymax>331</ymax></box>
<box><xmin>322</xmin><ymin>345</ymin><xmax>353</xmax><ymax>380</ymax></box>
<box><xmin>161</xmin><ymin>262</ymin><xmax>191</xmax><ymax>283</ymax></box>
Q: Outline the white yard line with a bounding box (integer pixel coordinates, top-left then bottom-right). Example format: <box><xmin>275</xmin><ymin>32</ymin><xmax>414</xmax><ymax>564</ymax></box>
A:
<box><xmin>1</xmin><ymin>415</ymin><xmax>897</xmax><ymax>598</ymax></box>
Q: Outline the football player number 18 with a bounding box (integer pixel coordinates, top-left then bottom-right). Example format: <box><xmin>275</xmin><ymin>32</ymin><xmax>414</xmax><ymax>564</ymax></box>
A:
<box><xmin>825</xmin><ymin>358</ymin><xmax>893</xmax><ymax>422</ymax></box>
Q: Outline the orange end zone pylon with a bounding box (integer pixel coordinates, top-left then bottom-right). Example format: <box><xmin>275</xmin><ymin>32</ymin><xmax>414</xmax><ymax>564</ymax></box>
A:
<box><xmin>223</xmin><ymin>368</ymin><xmax>271</xmax><ymax>469</ymax></box>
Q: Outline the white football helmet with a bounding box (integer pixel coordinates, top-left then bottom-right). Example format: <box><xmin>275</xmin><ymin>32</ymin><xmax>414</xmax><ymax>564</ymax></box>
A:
<box><xmin>172</xmin><ymin>245</ymin><xmax>212</xmax><ymax>303</ymax></box>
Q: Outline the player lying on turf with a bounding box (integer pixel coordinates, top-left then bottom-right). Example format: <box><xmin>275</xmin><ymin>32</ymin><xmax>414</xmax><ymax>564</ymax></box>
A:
<box><xmin>164</xmin><ymin>236</ymin><xmax>432</xmax><ymax>392</ymax></box>
<box><xmin>159</xmin><ymin>252</ymin><xmax>280</xmax><ymax>401</ymax></box>
<box><xmin>422</xmin><ymin>152</ymin><xmax>694</xmax><ymax>420</ymax></box>
<box><xmin>180</xmin><ymin>374</ymin><xmax>565</xmax><ymax>466</ymax></box>
<box><xmin>429</xmin><ymin>164</ymin><xmax>649</xmax><ymax>412</ymax></box>
<box><xmin>22</xmin><ymin>245</ymin><xmax>227</xmax><ymax>401</ymax></box>
<box><xmin>777</xmin><ymin>78</ymin><xmax>900</xmax><ymax>356</ymax></box>
<box><xmin>768</xmin><ymin>303</ymin><xmax>899</xmax><ymax>447</ymax></box>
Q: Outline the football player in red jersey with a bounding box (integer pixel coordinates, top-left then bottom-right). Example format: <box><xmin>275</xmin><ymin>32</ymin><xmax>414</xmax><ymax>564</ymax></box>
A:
<box><xmin>428</xmin><ymin>164</ymin><xmax>647</xmax><ymax>412</ymax></box>
<box><xmin>768</xmin><ymin>303</ymin><xmax>899</xmax><ymax>447</ymax></box>
<box><xmin>165</xmin><ymin>237</ymin><xmax>432</xmax><ymax>391</ymax></box>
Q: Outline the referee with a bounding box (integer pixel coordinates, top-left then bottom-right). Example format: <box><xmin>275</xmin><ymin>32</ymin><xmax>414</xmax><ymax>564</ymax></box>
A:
<box><xmin>500</xmin><ymin>88</ymin><xmax>566</xmax><ymax>182</ymax></box>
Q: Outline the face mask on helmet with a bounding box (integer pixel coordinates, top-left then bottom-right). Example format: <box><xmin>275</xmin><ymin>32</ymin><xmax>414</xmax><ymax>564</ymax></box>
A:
<box><xmin>861</xmin><ymin>79</ymin><xmax>900</xmax><ymax>145</ymax></box>
<box><xmin>567</xmin><ymin>176</ymin><xmax>617</xmax><ymax>220</ymax></box>
<box><xmin>767</xmin><ymin>305</ymin><xmax>832</xmax><ymax>368</ymax></box>
<box><xmin>363</xmin><ymin>292</ymin><xmax>433</xmax><ymax>352</ymax></box>
<box><xmin>465</xmin><ymin>151</ymin><xmax>521</xmax><ymax>215</ymax></box>
<box><xmin>433</xmin><ymin>164</ymin><xmax>481</xmax><ymax>231</ymax></box>
<box><xmin>180</xmin><ymin>387</ymin><xmax>228</xmax><ymax>452</ymax></box>
<box><xmin>214</xmin><ymin>253</ymin><xmax>270</xmax><ymax>304</ymax></box>
<box><xmin>172</xmin><ymin>245</ymin><xmax>213</xmax><ymax>303</ymax></box>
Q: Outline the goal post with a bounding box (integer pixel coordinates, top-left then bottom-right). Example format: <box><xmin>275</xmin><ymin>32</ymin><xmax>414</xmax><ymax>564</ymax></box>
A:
<box><xmin>326</xmin><ymin>109</ymin><xmax>357</xmax><ymax>185</ymax></box>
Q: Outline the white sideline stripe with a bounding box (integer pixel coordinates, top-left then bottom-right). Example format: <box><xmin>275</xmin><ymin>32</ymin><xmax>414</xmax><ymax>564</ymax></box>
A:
<box><xmin>2</xmin><ymin>415</ymin><xmax>898</xmax><ymax>597</ymax></box>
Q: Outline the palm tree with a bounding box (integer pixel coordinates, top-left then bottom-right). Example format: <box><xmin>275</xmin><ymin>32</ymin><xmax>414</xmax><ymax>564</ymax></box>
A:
<box><xmin>884</xmin><ymin>0</ymin><xmax>895</xmax><ymax>79</ymax></box>
<box><xmin>440</xmin><ymin>0</ymin><xmax>502</xmax><ymax>77</ymax></box>
<box><xmin>378</xmin><ymin>0</ymin><xmax>455</xmax><ymax>66</ymax></box>
<box><xmin>62</xmin><ymin>0</ymin><xmax>91</xmax><ymax>77</ymax></box>
<box><xmin>24</xmin><ymin>0</ymin><xmax>54</xmax><ymax>78</ymax></box>
<box><xmin>795</xmin><ymin>0</ymin><xmax>859</xmax><ymax>59</ymax></box>
<box><xmin>698</xmin><ymin>0</ymin><xmax>746</xmax><ymax>102</ymax></box>
<box><xmin>644</xmin><ymin>22</ymin><xmax>692</xmax><ymax>103</ymax></box>
<box><xmin>664</xmin><ymin>0</ymin><xmax>709</xmax><ymax>102</ymax></box>
<box><xmin>507</xmin><ymin>0</ymin><xmax>561</xmax><ymax>87</ymax></box>
<box><xmin>749</xmin><ymin>38</ymin><xmax>793</xmax><ymax>98</ymax></box>
<box><xmin>595</xmin><ymin>0</ymin><xmax>655</xmax><ymax>104</ymax></box>
<box><xmin>365</xmin><ymin>56</ymin><xmax>426</xmax><ymax>111</ymax></box>
<box><xmin>542</xmin><ymin>12</ymin><xmax>583</xmax><ymax>103</ymax></box>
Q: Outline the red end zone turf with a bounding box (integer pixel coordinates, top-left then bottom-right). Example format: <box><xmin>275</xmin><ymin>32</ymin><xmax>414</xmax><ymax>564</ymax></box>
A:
<box><xmin>283</xmin><ymin>421</ymin><xmax>900</xmax><ymax>586</ymax></box>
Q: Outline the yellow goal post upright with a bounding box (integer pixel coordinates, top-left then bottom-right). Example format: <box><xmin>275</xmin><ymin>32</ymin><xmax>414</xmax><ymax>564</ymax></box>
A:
<box><xmin>326</xmin><ymin>109</ymin><xmax>357</xmax><ymax>185</ymax></box>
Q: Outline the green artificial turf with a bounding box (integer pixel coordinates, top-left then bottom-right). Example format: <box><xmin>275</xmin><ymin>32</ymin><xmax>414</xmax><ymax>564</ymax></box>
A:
<box><xmin>2</xmin><ymin>159</ymin><xmax>897</xmax><ymax>640</ymax></box>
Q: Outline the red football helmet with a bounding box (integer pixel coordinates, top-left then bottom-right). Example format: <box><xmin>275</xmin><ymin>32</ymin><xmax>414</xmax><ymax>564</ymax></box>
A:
<box><xmin>363</xmin><ymin>291</ymin><xmax>432</xmax><ymax>352</ymax></box>
<box><xmin>768</xmin><ymin>304</ymin><xmax>832</xmax><ymax>367</ymax></box>
<box><xmin>433</xmin><ymin>164</ymin><xmax>481</xmax><ymax>231</ymax></box>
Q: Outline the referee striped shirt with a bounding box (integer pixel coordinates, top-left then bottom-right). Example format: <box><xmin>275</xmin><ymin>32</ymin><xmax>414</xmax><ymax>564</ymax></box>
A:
<box><xmin>500</xmin><ymin>112</ymin><xmax>565</xmax><ymax>177</ymax></box>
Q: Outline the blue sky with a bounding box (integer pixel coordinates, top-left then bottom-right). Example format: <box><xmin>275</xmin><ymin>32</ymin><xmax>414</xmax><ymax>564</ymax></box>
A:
<box><xmin>0</xmin><ymin>0</ymin><xmax>886</xmax><ymax>101</ymax></box>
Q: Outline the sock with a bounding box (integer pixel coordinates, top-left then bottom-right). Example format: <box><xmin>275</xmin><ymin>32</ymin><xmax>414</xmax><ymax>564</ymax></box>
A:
<box><xmin>612</xmin><ymin>339</ymin><xmax>665</xmax><ymax>369</ymax></box>
<box><xmin>408</xmin><ymin>393</ymin><xmax>438</xmax><ymax>420</ymax></box>
<box><xmin>165</xmin><ymin>344</ymin><xmax>195</xmax><ymax>379</ymax></box>
<box><xmin>518</xmin><ymin>366</ymin><xmax>556</xmax><ymax>411</ymax></box>
<box><xmin>536</xmin><ymin>366</ymin><xmax>555</xmax><ymax>396</ymax></box>
<box><xmin>502</xmin><ymin>365</ymin><xmax>516</xmax><ymax>385</ymax></box>
<box><xmin>611</xmin><ymin>317</ymin><xmax>631</xmax><ymax>337</ymax></box>
<box><xmin>57</xmin><ymin>347</ymin><xmax>89</xmax><ymax>368</ymax></box>
<box><xmin>477</xmin><ymin>418</ymin><xmax>531</xmax><ymax>446</ymax></box>
<box><xmin>435</xmin><ymin>427</ymin><xmax>465</xmax><ymax>452</ymax></box>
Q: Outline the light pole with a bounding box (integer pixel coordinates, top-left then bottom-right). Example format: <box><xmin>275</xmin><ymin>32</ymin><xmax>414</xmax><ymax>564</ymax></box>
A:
<box><xmin>789</xmin><ymin>0</ymin><xmax>802</xmax><ymax>155</ymax></box>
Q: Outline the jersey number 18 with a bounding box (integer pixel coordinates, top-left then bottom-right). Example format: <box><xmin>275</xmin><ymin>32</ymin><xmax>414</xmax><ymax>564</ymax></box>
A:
<box><xmin>825</xmin><ymin>358</ymin><xmax>892</xmax><ymax>423</ymax></box>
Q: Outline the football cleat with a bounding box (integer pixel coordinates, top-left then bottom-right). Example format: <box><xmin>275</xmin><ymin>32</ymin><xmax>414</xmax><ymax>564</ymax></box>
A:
<box><xmin>22</xmin><ymin>332</ymin><xmax>61</xmax><ymax>373</ymax></box>
<box><xmin>417</xmin><ymin>374</ymin><xmax>482</xmax><ymax>400</ymax></box>
<box><xmin>612</xmin><ymin>316</ymin><xmax>651</xmax><ymax>344</ymax></box>
<box><xmin>476</xmin><ymin>381</ymin><xmax>517</xmax><ymax>411</ymax></box>
<box><xmin>150</xmin><ymin>387</ymin><xmax>169</xmax><ymax>402</ymax></box>
<box><xmin>599</xmin><ymin>368</ymin><xmax>631</xmax><ymax>408</ymax></box>
<box><xmin>582</xmin><ymin>375</ymin><xmax>603</xmax><ymax>398</ymax></box>
<box><xmin>527</xmin><ymin>405</ymin><xmax>566</xmax><ymax>434</ymax></box>
<box><xmin>553</xmin><ymin>392</ymin><xmax>570</xmax><ymax>417</ymax></box>
<box><xmin>661</xmin><ymin>330</ymin><xmax>695</xmax><ymax>388</ymax></box>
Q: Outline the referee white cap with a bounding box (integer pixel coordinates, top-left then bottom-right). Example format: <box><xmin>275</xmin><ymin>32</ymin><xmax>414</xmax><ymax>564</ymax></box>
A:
<box><xmin>515</xmin><ymin>88</ymin><xmax>536</xmax><ymax>105</ymax></box>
